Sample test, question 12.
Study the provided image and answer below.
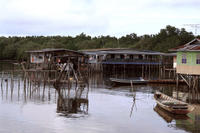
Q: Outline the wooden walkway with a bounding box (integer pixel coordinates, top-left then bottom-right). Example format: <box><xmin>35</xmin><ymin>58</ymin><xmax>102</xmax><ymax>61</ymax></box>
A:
<box><xmin>148</xmin><ymin>79</ymin><xmax>185</xmax><ymax>84</ymax></box>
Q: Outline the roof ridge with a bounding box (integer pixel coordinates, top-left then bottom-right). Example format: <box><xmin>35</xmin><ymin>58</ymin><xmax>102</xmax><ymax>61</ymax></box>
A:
<box><xmin>185</xmin><ymin>38</ymin><xmax>200</xmax><ymax>46</ymax></box>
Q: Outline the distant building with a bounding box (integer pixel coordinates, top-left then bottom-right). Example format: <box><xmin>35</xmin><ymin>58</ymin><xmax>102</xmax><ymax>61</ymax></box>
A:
<box><xmin>170</xmin><ymin>38</ymin><xmax>200</xmax><ymax>75</ymax></box>
<box><xmin>26</xmin><ymin>48</ymin><xmax>86</xmax><ymax>70</ymax></box>
<box><xmin>27</xmin><ymin>48</ymin><xmax>84</xmax><ymax>63</ymax></box>
<box><xmin>82</xmin><ymin>48</ymin><xmax>173</xmax><ymax>66</ymax></box>
<box><xmin>81</xmin><ymin>48</ymin><xmax>175</xmax><ymax>79</ymax></box>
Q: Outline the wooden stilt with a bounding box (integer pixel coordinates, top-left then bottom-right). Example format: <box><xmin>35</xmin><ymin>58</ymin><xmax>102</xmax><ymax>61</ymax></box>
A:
<box><xmin>6</xmin><ymin>78</ymin><xmax>8</xmax><ymax>100</ymax></box>
<box><xmin>176</xmin><ymin>74</ymin><xmax>179</xmax><ymax>99</ymax></box>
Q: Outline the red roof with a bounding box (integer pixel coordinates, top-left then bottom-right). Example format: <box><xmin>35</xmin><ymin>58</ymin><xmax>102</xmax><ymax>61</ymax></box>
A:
<box><xmin>170</xmin><ymin>38</ymin><xmax>200</xmax><ymax>51</ymax></box>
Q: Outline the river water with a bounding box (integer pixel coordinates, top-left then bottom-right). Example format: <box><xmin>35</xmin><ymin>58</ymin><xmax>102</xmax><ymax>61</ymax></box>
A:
<box><xmin>0</xmin><ymin>62</ymin><xmax>199</xmax><ymax>133</ymax></box>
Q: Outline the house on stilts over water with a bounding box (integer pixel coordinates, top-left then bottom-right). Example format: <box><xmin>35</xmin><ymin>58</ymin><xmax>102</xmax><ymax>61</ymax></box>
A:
<box><xmin>21</xmin><ymin>48</ymin><xmax>89</xmax><ymax>88</ymax></box>
<box><xmin>82</xmin><ymin>48</ymin><xmax>176</xmax><ymax>80</ymax></box>
<box><xmin>25</xmin><ymin>48</ymin><xmax>87</xmax><ymax>71</ymax></box>
<box><xmin>170</xmin><ymin>38</ymin><xmax>200</xmax><ymax>103</ymax></box>
<box><xmin>20</xmin><ymin>49</ymin><xmax>90</xmax><ymax>114</ymax></box>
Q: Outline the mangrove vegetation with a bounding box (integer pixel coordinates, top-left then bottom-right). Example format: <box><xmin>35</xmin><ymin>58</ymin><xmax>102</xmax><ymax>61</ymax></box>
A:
<box><xmin>0</xmin><ymin>25</ymin><xmax>197</xmax><ymax>60</ymax></box>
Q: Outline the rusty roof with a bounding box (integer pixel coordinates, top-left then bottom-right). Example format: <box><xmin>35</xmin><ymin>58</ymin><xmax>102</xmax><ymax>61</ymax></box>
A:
<box><xmin>170</xmin><ymin>38</ymin><xmax>200</xmax><ymax>51</ymax></box>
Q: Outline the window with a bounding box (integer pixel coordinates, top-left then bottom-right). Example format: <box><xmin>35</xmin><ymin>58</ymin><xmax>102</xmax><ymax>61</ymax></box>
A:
<box><xmin>120</xmin><ymin>54</ymin><xmax>125</xmax><ymax>59</ymax></box>
<box><xmin>111</xmin><ymin>54</ymin><xmax>115</xmax><ymax>59</ymax></box>
<box><xmin>139</xmin><ymin>55</ymin><xmax>143</xmax><ymax>60</ymax></box>
<box><xmin>196</xmin><ymin>54</ymin><xmax>200</xmax><ymax>64</ymax></box>
<box><xmin>182</xmin><ymin>54</ymin><xmax>187</xmax><ymax>64</ymax></box>
<box><xmin>129</xmin><ymin>55</ymin><xmax>133</xmax><ymax>59</ymax></box>
<box><xmin>134</xmin><ymin>55</ymin><xmax>139</xmax><ymax>59</ymax></box>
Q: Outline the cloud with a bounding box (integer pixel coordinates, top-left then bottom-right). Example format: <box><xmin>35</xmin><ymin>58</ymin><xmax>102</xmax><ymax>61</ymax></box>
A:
<box><xmin>0</xmin><ymin>0</ymin><xmax>109</xmax><ymax>36</ymax></box>
<box><xmin>0</xmin><ymin>0</ymin><xmax>200</xmax><ymax>36</ymax></box>
<box><xmin>153</xmin><ymin>0</ymin><xmax>200</xmax><ymax>8</ymax></box>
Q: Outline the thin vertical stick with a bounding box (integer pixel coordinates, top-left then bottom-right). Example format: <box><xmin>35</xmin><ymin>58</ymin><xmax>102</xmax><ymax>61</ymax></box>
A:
<box><xmin>1</xmin><ymin>72</ymin><xmax>4</xmax><ymax>100</ymax></box>
<box><xmin>11</xmin><ymin>73</ymin><xmax>14</xmax><ymax>101</ymax></box>
<box><xmin>6</xmin><ymin>78</ymin><xmax>8</xmax><ymax>100</ymax></box>
<box><xmin>130</xmin><ymin>80</ymin><xmax>136</xmax><ymax>117</ymax></box>
<box><xmin>18</xmin><ymin>76</ymin><xmax>20</xmax><ymax>101</ymax></box>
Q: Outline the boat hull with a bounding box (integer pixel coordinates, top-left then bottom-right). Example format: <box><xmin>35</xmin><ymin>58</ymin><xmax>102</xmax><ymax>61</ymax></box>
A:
<box><xmin>155</xmin><ymin>101</ymin><xmax>190</xmax><ymax>115</ymax></box>
<box><xmin>109</xmin><ymin>78</ymin><xmax>148</xmax><ymax>86</ymax></box>
<box><xmin>154</xmin><ymin>105</ymin><xmax>189</xmax><ymax>123</ymax></box>
<box><xmin>154</xmin><ymin>92</ymin><xmax>194</xmax><ymax>115</ymax></box>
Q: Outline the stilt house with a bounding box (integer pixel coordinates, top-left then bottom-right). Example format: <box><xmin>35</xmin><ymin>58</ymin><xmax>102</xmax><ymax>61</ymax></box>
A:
<box><xmin>170</xmin><ymin>38</ymin><xmax>200</xmax><ymax>75</ymax></box>
<box><xmin>82</xmin><ymin>48</ymin><xmax>174</xmax><ymax>79</ymax></box>
<box><xmin>170</xmin><ymin>38</ymin><xmax>200</xmax><ymax>103</ymax></box>
<box><xmin>26</xmin><ymin>48</ymin><xmax>86</xmax><ymax>70</ymax></box>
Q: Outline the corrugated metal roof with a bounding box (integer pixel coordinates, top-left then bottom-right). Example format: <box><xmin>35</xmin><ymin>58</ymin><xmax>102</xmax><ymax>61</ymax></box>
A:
<box><xmin>163</xmin><ymin>53</ymin><xmax>176</xmax><ymax>56</ymax></box>
<box><xmin>82</xmin><ymin>49</ymin><xmax>172</xmax><ymax>56</ymax></box>
<box><xmin>26</xmin><ymin>48</ymin><xmax>66</xmax><ymax>53</ymax></box>
<box><xmin>170</xmin><ymin>38</ymin><xmax>200</xmax><ymax>52</ymax></box>
<box><xmin>80</xmin><ymin>48</ymin><xmax>129</xmax><ymax>52</ymax></box>
<box><xmin>26</xmin><ymin>48</ymin><xmax>84</xmax><ymax>55</ymax></box>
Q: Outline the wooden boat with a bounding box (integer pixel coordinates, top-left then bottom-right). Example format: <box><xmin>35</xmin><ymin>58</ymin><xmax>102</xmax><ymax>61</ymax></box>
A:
<box><xmin>154</xmin><ymin>91</ymin><xmax>194</xmax><ymax>115</ymax></box>
<box><xmin>109</xmin><ymin>77</ymin><xmax>148</xmax><ymax>86</ymax></box>
<box><xmin>154</xmin><ymin>105</ymin><xmax>189</xmax><ymax>123</ymax></box>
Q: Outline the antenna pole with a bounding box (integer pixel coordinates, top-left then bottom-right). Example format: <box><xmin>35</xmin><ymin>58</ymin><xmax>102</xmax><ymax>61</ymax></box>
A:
<box><xmin>183</xmin><ymin>24</ymin><xmax>200</xmax><ymax>35</ymax></box>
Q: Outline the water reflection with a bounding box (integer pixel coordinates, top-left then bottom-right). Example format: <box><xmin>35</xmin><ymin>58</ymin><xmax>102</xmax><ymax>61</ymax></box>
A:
<box><xmin>57</xmin><ymin>96</ymin><xmax>88</xmax><ymax>116</ymax></box>
<box><xmin>154</xmin><ymin>105</ymin><xmax>189</xmax><ymax>123</ymax></box>
<box><xmin>101</xmin><ymin>83</ymin><xmax>200</xmax><ymax>133</ymax></box>
<box><xmin>0</xmin><ymin>71</ymin><xmax>89</xmax><ymax>118</ymax></box>
<box><xmin>153</xmin><ymin>86</ymin><xmax>200</xmax><ymax>133</ymax></box>
<box><xmin>56</xmin><ymin>87</ymin><xmax>89</xmax><ymax>116</ymax></box>
<box><xmin>1</xmin><ymin>62</ymin><xmax>200</xmax><ymax>133</ymax></box>
<box><xmin>174</xmin><ymin>104</ymin><xmax>200</xmax><ymax>133</ymax></box>
<box><xmin>166</xmin><ymin>105</ymin><xmax>200</xmax><ymax>133</ymax></box>
<box><xmin>154</xmin><ymin>104</ymin><xmax>200</xmax><ymax>132</ymax></box>
<box><xmin>0</xmin><ymin>75</ymin><xmax>56</xmax><ymax>103</ymax></box>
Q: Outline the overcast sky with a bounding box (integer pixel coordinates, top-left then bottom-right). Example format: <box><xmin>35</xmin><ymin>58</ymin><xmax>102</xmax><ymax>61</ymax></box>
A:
<box><xmin>0</xmin><ymin>0</ymin><xmax>199</xmax><ymax>37</ymax></box>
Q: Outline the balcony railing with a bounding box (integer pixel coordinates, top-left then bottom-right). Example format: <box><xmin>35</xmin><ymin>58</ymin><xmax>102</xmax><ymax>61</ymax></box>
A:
<box><xmin>101</xmin><ymin>59</ymin><xmax>162</xmax><ymax>65</ymax></box>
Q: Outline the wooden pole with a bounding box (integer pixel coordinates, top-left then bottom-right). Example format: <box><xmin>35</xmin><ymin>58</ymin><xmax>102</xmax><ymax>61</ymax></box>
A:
<box><xmin>1</xmin><ymin>72</ymin><xmax>4</xmax><ymax>100</ymax></box>
<box><xmin>176</xmin><ymin>74</ymin><xmax>179</xmax><ymax>99</ymax></box>
<box><xmin>10</xmin><ymin>72</ymin><xmax>14</xmax><ymax>101</ymax></box>
<box><xmin>29</xmin><ymin>75</ymin><xmax>32</xmax><ymax>99</ymax></box>
<box><xmin>149</xmin><ymin>64</ymin><xmax>150</xmax><ymax>80</ymax></box>
<box><xmin>1</xmin><ymin>72</ymin><xmax>4</xmax><ymax>94</ymax></box>
<box><xmin>24</xmin><ymin>77</ymin><xmax>26</xmax><ymax>101</ymax></box>
<box><xmin>124</xmin><ymin>64</ymin><xmax>125</xmax><ymax>79</ymax></box>
<box><xmin>142</xmin><ymin>65</ymin><xmax>144</xmax><ymax>78</ymax></box>
<box><xmin>6</xmin><ymin>78</ymin><xmax>8</xmax><ymax>100</ymax></box>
